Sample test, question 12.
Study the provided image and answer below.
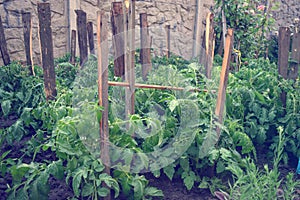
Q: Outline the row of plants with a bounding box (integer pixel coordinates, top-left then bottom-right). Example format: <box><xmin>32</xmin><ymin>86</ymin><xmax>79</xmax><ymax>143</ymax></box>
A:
<box><xmin>0</xmin><ymin>52</ymin><xmax>299</xmax><ymax>199</ymax></box>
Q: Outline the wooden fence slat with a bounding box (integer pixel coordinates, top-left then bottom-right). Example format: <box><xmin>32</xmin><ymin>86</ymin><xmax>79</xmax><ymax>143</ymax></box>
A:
<box><xmin>87</xmin><ymin>21</ymin><xmax>95</xmax><ymax>54</ymax></box>
<box><xmin>22</xmin><ymin>12</ymin><xmax>34</xmax><ymax>75</ymax></box>
<box><xmin>215</xmin><ymin>28</ymin><xmax>234</xmax><ymax>139</ymax></box>
<box><xmin>205</xmin><ymin>12</ymin><xmax>215</xmax><ymax>79</ymax></box>
<box><xmin>140</xmin><ymin>13</ymin><xmax>152</xmax><ymax>80</ymax></box>
<box><xmin>38</xmin><ymin>3</ymin><xmax>57</xmax><ymax>101</ymax></box>
<box><xmin>278</xmin><ymin>27</ymin><xmax>291</xmax><ymax>79</ymax></box>
<box><xmin>75</xmin><ymin>10</ymin><xmax>88</xmax><ymax>67</ymax></box>
<box><xmin>70</xmin><ymin>29</ymin><xmax>76</xmax><ymax>65</ymax></box>
<box><xmin>278</xmin><ymin>27</ymin><xmax>291</xmax><ymax>109</ymax></box>
<box><xmin>0</xmin><ymin>15</ymin><xmax>10</xmax><ymax>66</ymax></box>
<box><xmin>111</xmin><ymin>2</ymin><xmax>125</xmax><ymax>77</ymax></box>
<box><xmin>97</xmin><ymin>11</ymin><xmax>111</xmax><ymax>200</ymax></box>
<box><xmin>290</xmin><ymin>28</ymin><xmax>300</xmax><ymax>80</ymax></box>
<box><xmin>166</xmin><ymin>25</ymin><xmax>170</xmax><ymax>58</ymax></box>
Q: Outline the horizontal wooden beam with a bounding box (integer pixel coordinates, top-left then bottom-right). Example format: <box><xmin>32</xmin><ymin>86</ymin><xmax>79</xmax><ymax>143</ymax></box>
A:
<box><xmin>108</xmin><ymin>81</ymin><xmax>215</xmax><ymax>93</ymax></box>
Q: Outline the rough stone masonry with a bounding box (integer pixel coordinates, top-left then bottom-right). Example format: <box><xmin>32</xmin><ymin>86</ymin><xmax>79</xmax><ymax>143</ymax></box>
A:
<box><xmin>0</xmin><ymin>0</ymin><xmax>299</xmax><ymax>66</ymax></box>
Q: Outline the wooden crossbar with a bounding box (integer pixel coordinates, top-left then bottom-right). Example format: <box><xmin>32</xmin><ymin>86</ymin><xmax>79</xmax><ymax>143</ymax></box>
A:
<box><xmin>108</xmin><ymin>81</ymin><xmax>215</xmax><ymax>93</ymax></box>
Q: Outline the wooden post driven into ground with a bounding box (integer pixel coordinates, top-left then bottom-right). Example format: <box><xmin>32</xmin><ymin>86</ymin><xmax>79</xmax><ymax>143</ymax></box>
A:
<box><xmin>97</xmin><ymin>11</ymin><xmax>111</xmax><ymax>200</ymax></box>
<box><xmin>70</xmin><ymin>30</ymin><xmax>76</xmax><ymax>65</ymax></box>
<box><xmin>37</xmin><ymin>3</ymin><xmax>57</xmax><ymax>101</ymax></box>
<box><xmin>128</xmin><ymin>0</ymin><xmax>136</xmax><ymax>115</ymax></box>
<box><xmin>215</xmin><ymin>29</ymin><xmax>234</xmax><ymax>139</ymax></box>
<box><xmin>165</xmin><ymin>25</ymin><xmax>171</xmax><ymax>58</ymax></box>
<box><xmin>0</xmin><ymin>15</ymin><xmax>10</xmax><ymax>66</ymax></box>
<box><xmin>87</xmin><ymin>21</ymin><xmax>95</xmax><ymax>54</ymax></box>
<box><xmin>75</xmin><ymin>10</ymin><xmax>88</xmax><ymax>67</ymax></box>
<box><xmin>290</xmin><ymin>27</ymin><xmax>300</xmax><ymax>80</ymax></box>
<box><xmin>193</xmin><ymin>0</ymin><xmax>203</xmax><ymax>58</ymax></box>
<box><xmin>204</xmin><ymin>12</ymin><xmax>215</xmax><ymax>79</ymax></box>
<box><xmin>22</xmin><ymin>12</ymin><xmax>34</xmax><ymax>75</ymax></box>
<box><xmin>278</xmin><ymin>27</ymin><xmax>291</xmax><ymax>108</ymax></box>
<box><xmin>111</xmin><ymin>2</ymin><xmax>125</xmax><ymax>77</ymax></box>
<box><xmin>140</xmin><ymin>13</ymin><xmax>152</xmax><ymax>80</ymax></box>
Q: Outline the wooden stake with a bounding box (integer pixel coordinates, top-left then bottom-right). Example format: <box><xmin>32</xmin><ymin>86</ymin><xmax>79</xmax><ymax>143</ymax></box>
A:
<box><xmin>0</xmin><ymin>15</ymin><xmax>10</xmax><ymax>66</ymax></box>
<box><xmin>128</xmin><ymin>0</ymin><xmax>136</xmax><ymax>115</ymax></box>
<box><xmin>140</xmin><ymin>13</ymin><xmax>152</xmax><ymax>80</ymax></box>
<box><xmin>75</xmin><ymin>10</ymin><xmax>88</xmax><ymax>67</ymax></box>
<box><xmin>205</xmin><ymin>12</ymin><xmax>215</xmax><ymax>79</ymax></box>
<box><xmin>87</xmin><ymin>21</ymin><xmax>95</xmax><ymax>54</ymax></box>
<box><xmin>97</xmin><ymin>11</ymin><xmax>111</xmax><ymax>200</ymax></box>
<box><xmin>289</xmin><ymin>27</ymin><xmax>300</xmax><ymax>80</ymax></box>
<box><xmin>70</xmin><ymin>30</ymin><xmax>76</xmax><ymax>65</ymax></box>
<box><xmin>111</xmin><ymin>2</ymin><xmax>125</xmax><ymax>77</ymax></box>
<box><xmin>38</xmin><ymin>3</ymin><xmax>57</xmax><ymax>101</ymax></box>
<box><xmin>192</xmin><ymin>0</ymin><xmax>203</xmax><ymax>57</ymax></box>
<box><xmin>22</xmin><ymin>12</ymin><xmax>34</xmax><ymax>75</ymax></box>
<box><xmin>215</xmin><ymin>29</ymin><xmax>234</xmax><ymax>139</ymax></box>
<box><xmin>166</xmin><ymin>25</ymin><xmax>170</xmax><ymax>58</ymax></box>
<box><xmin>278</xmin><ymin>27</ymin><xmax>291</xmax><ymax>109</ymax></box>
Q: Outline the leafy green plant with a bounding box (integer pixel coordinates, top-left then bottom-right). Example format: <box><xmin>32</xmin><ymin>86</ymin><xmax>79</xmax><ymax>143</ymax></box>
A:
<box><xmin>220</xmin><ymin>126</ymin><xmax>300</xmax><ymax>200</ymax></box>
<box><xmin>213</xmin><ymin>0</ymin><xmax>277</xmax><ymax>59</ymax></box>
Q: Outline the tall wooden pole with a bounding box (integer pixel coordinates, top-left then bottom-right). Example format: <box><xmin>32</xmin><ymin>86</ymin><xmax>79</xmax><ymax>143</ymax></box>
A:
<box><xmin>22</xmin><ymin>12</ymin><xmax>34</xmax><ymax>75</ymax></box>
<box><xmin>111</xmin><ymin>2</ymin><xmax>125</xmax><ymax>77</ymax></box>
<box><xmin>165</xmin><ymin>25</ymin><xmax>171</xmax><ymax>58</ymax></box>
<box><xmin>289</xmin><ymin>27</ymin><xmax>300</xmax><ymax>80</ymax></box>
<box><xmin>97</xmin><ymin>11</ymin><xmax>111</xmax><ymax>200</ymax></box>
<box><xmin>140</xmin><ymin>13</ymin><xmax>152</xmax><ymax>80</ymax></box>
<box><xmin>128</xmin><ymin>0</ymin><xmax>136</xmax><ymax>115</ymax></box>
<box><xmin>215</xmin><ymin>29</ymin><xmax>234</xmax><ymax>139</ymax></box>
<box><xmin>75</xmin><ymin>10</ymin><xmax>88</xmax><ymax>67</ymax></box>
<box><xmin>87</xmin><ymin>21</ymin><xmax>95</xmax><ymax>54</ymax></box>
<box><xmin>70</xmin><ymin>30</ymin><xmax>76</xmax><ymax>65</ymax></box>
<box><xmin>192</xmin><ymin>0</ymin><xmax>203</xmax><ymax>57</ymax></box>
<box><xmin>204</xmin><ymin>12</ymin><xmax>215</xmax><ymax>79</ymax></box>
<box><xmin>38</xmin><ymin>3</ymin><xmax>57</xmax><ymax>101</ymax></box>
<box><xmin>278</xmin><ymin>27</ymin><xmax>291</xmax><ymax>109</ymax></box>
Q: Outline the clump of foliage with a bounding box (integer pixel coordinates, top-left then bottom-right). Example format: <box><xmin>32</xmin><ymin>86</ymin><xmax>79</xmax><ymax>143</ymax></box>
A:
<box><xmin>213</xmin><ymin>0</ymin><xmax>278</xmax><ymax>59</ymax></box>
<box><xmin>226</xmin><ymin>58</ymin><xmax>300</xmax><ymax>164</ymax></box>
<box><xmin>0</xmin><ymin>52</ymin><xmax>299</xmax><ymax>200</ymax></box>
<box><xmin>215</xmin><ymin>127</ymin><xmax>300</xmax><ymax>200</ymax></box>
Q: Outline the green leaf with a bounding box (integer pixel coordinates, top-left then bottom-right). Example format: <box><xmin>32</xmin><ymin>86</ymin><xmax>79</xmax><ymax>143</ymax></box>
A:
<box><xmin>163</xmin><ymin>164</ymin><xmax>175</xmax><ymax>180</ymax></box>
<box><xmin>183</xmin><ymin>171</ymin><xmax>196</xmax><ymax>190</ymax></box>
<box><xmin>72</xmin><ymin>168</ymin><xmax>85</xmax><ymax>196</ymax></box>
<box><xmin>67</xmin><ymin>157</ymin><xmax>78</xmax><ymax>172</ymax></box>
<box><xmin>216</xmin><ymin>160</ymin><xmax>226</xmax><ymax>174</ymax></box>
<box><xmin>30</xmin><ymin>171</ymin><xmax>50</xmax><ymax>200</ymax></box>
<box><xmin>11</xmin><ymin>164</ymin><xmax>32</xmax><ymax>184</ymax></box>
<box><xmin>48</xmin><ymin>161</ymin><xmax>64</xmax><ymax>180</ymax></box>
<box><xmin>132</xmin><ymin>179</ymin><xmax>144</xmax><ymax>199</ymax></box>
<box><xmin>82</xmin><ymin>183</ymin><xmax>94</xmax><ymax>197</ymax></box>
<box><xmin>97</xmin><ymin>187</ymin><xmax>110</xmax><ymax>197</ymax></box>
<box><xmin>152</xmin><ymin>169</ymin><xmax>161</xmax><ymax>178</ymax></box>
<box><xmin>180</xmin><ymin>158</ymin><xmax>189</xmax><ymax>170</ymax></box>
<box><xmin>169</xmin><ymin>100</ymin><xmax>179</xmax><ymax>112</ymax></box>
<box><xmin>198</xmin><ymin>178</ymin><xmax>209</xmax><ymax>189</ymax></box>
<box><xmin>20</xmin><ymin>108</ymin><xmax>32</xmax><ymax>126</ymax></box>
<box><xmin>1</xmin><ymin>100</ymin><xmax>11</xmax><ymax>116</ymax></box>
<box><xmin>144</xmin><ymin>187</ymin><xmax>164</xmax><ymax>197</ymax></box>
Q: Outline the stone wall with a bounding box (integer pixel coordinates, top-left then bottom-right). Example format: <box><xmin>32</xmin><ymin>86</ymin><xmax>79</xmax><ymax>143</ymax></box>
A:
<box><xmin>0</xmin><ymin>0</ymin><xmax>214</xmax><ymax>66</ymax></box>
<box><xmin>0</xmin><ymin>0</ymin><xmax>68</xmax><ymax>66</ymax></box>
<box><xmin>72</xmin><ymin>0</ymin><xmax>214</xmax><ymax>60</ymax></box>
<box><xmin>272</xmin><ymin>0</ymin><xmax>300</xmax><ymax>28</ymax></box>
